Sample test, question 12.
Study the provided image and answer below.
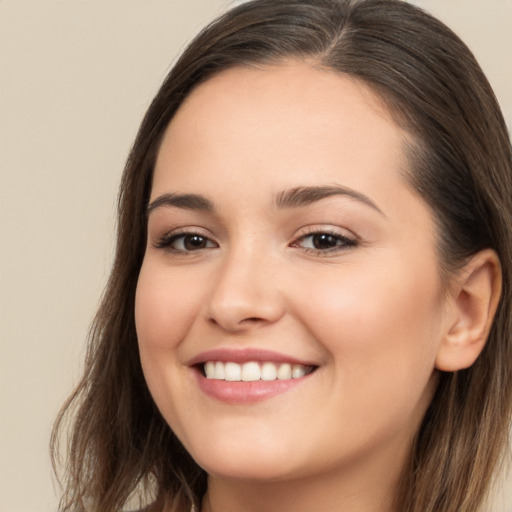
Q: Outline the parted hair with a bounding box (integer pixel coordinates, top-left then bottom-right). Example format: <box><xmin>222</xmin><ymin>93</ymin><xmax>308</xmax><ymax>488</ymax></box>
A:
<box><xmin>51</xmin><ymin>1</ymin><xmax>512</xmax><ymax>511</ymax></box>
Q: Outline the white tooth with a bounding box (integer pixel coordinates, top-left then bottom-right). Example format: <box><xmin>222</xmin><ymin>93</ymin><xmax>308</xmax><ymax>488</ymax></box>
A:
<box><xmin>242</xmin><ymin>361</ymin><xmax>261</xmax><ymax>381</ymax></box>
<box><xmin>206</xmin><ymin>361</ymin><xmax>304</xmax><ymax>381</ymax></box>
<box><xmin>277</xmin><ymin>363</ymin><xmax>292</xmax><ymax>380</ymax></box>
<box><xmin>214</xmin><ymin>361</ymin><xmax>225</xmax><ymax>380</ymax></box>
<box><xmin>205</xmin><ymin>361</ymin><xmax>216</xmax><ymax>379</ymax></box>
<box><xmin>225</xmin><ymin>362</ymin><xmax>242</xmax><ymax>381</ymax></box>
<box><xmin>292</xmin><ymin>364</ymin><xmax>307</xmax><ymax>379</ymax></box>
<box><xmin>261</xmin><ymin>362</ymin><xmax>278</xmax><ymax>381</ymax></box>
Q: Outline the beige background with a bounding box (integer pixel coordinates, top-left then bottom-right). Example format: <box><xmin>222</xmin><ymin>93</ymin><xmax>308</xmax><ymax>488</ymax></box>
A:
<box><xmin>1</xmin><ymin>1</ymin><xmax>511</xmax><ymax>511</ymax></box>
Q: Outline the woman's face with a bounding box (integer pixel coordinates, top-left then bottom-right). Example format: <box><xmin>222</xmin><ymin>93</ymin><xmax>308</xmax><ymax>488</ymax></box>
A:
<box><xmin>135</xmin><ymin>62</ymin><xmax>447</xmax><ymax>486</ymax></box>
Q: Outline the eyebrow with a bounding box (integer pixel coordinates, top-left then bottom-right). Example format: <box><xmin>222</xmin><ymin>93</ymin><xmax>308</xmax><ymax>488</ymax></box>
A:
<box><xmin>147</xmin><ymin>193</ymin><xmax>214</xmax><ymax>215</ymax></box>
<box><xmin>274</xmin><ymin>185</ymin><xmax>385</xmax><ymax>215</ymax></box>
<box><xmin>147</xmin><ymin>185</ymin><xmax>384</xmax><ymax>216</ymax></box>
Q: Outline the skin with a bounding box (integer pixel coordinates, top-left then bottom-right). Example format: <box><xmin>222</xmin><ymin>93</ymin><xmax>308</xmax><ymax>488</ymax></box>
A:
<box><xmin>135</xmin><ymin>62</ymin><xmax>460</xmax><ymax>512</ymax></box>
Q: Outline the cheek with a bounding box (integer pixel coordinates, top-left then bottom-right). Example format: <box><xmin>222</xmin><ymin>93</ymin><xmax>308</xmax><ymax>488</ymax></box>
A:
<box><xmin>296</xmin><ymin>256</ymin><xmax>442</xmax><ymax>398</ymax></box>
<box><xmin>134</xmin><ymin>259</ymin><xmax>207</xmax><ymax>413</ymax></box>
<box><xmin>135</xmin><ymin>260</ymin><xmax>201</xmax><ymax>353</ymax></box>
<box><xmin>134</xmin><ymin>260</ymin><xmax>206</xmax><ymax>430</ymax></box>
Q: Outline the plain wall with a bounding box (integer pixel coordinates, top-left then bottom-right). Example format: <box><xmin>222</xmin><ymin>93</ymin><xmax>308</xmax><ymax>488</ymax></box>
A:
<box><xmin>1</xmin><ymin>1</ymin><xmax>510</xmax><ymax>511</ymax></box>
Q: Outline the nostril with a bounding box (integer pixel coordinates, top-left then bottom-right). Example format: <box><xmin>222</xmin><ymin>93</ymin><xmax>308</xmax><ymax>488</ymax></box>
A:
<box><xmin>207</xmin><ymin>315</ymin><xmax>267</xmax><ymax>329</ymax></box>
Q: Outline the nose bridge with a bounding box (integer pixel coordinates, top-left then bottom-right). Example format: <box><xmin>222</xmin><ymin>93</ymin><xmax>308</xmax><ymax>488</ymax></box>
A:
<box><xmin>206</xmin><ymin>238</ymin><xmax>284</xmax><ymax>330</ymax></box>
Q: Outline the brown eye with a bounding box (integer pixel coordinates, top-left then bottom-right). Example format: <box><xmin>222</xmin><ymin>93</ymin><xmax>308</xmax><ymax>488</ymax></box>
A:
<box><xmin>182</xmin><ymin>235</ymin><xmax>209</xmax><ymax>250</ymax></box>
<box><xmin>293</xmin><ymin>231</ymin><xmax>357</xmax><ymax>254</ymax></box>
<box><xmin>311</xmin><ymin>234</ymin><xmax>341</xmax><ymax>250</ymax></box>
<box><xmin>154</xmin><ymin>232</ymin><xmax>218</xmax><ymax>252</ymax></box>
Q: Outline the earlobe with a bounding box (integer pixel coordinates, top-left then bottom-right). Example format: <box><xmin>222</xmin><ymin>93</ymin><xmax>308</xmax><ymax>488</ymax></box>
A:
<box><xmin>435</xmin><ymin>249</ymin><xmax>502</xmax><ymax>372</ymax></box>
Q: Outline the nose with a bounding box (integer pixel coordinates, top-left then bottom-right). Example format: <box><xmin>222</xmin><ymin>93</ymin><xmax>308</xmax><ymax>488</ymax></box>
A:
<box><xmin>205</xmin><ymin>246</ymin><xmax>285</xmax><ymax>332</ymax></box>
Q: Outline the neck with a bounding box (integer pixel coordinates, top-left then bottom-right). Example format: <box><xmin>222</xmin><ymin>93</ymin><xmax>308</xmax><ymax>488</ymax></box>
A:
<box><xmin>201</xmin><ymin>441</ymin><xmax>408</xmax><ymax>512</ymax></box>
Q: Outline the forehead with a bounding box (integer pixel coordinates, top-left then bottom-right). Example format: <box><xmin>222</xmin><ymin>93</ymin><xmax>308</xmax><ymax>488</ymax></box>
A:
<box><xmin>164</xmin><ymin>61</ymin><xmax>400</xmax><ymax>150</ymax></box>
<box><xmin>153</xmin><ymin>61</ymin><xmax>412</xmax><ymax>209</ymax></box>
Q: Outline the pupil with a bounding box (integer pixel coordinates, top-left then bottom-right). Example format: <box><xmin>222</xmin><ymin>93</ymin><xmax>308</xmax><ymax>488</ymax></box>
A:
<box><xmin>185</xmin><ymin>235</ymin><xmax>206</xmax><ymax>250</ymax></box>
<box><xmin>313</xmin><ymin>234</ymin><xmax>337</xmax><ymax>249</ymax></box>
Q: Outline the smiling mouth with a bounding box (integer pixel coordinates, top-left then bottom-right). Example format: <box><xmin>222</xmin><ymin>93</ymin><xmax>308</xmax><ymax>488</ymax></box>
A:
<box><xmin>202</xmin><ymin>361</ymin><xmax>316</xmax><ymax>382</ymax></box>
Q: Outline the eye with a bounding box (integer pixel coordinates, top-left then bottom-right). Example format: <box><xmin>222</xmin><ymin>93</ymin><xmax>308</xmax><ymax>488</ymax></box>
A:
<box><xmin>154</xmin><ymin>231</ymin><xmax>218</xmax><ymax>252</ymax></box>
<box><xmin>291</xmin><ymin>230</ymin><xmax>357</xmax><ymax>254</ymax></box>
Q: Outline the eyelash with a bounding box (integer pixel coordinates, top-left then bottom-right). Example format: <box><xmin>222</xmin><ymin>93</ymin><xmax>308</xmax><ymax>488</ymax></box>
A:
<box><xmin>292</xmin><ymin>229</ymin><xmax>357</xmax><ymax>255</ymax></box>
<box><xmin>153</xmin><ymin>228</ymin><xmax>358</xmax><ymax>256</ymax></box>
<box><xmin>153</xmin><ymin>230</ymin><xmax>217</xmax><ymax>253</ymax></box>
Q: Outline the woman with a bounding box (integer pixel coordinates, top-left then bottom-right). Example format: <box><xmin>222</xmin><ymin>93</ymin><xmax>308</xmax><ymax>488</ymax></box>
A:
<box><xmin>52</xmin><ymin>1</ymin><xmax>512</xmax><ymax>511</ymax></box>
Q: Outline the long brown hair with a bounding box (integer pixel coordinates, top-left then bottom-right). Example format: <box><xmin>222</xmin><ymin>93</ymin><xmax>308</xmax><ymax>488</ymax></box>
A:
<box><xmin>51</xmin><ymin>1</ymin><xmax>512</xmax><ymax>511</ymax></box>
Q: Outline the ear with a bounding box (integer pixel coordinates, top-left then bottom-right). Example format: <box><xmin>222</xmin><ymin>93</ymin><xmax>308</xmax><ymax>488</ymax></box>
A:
<box><xmin>435</xmin><ymin>249</ymin><xmax>502</xmax><ymax>372</ymax></box>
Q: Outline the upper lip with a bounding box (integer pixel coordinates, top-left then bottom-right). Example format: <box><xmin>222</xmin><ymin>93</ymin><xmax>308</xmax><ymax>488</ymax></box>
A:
<box><xmin>187</xmin><ymin>348</ymin><xmax>318</xmax><ymax>367</ymax></box>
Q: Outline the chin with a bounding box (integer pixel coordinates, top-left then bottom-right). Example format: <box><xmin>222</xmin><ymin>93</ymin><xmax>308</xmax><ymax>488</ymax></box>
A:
<box><xmin>200</xmin><ymin>458</ymin><xmax>292</xmax><ymax>483</ymax></box>
<box><xmin>187</xmin><ymin>437</ymin><xmax>300</xmax><ymax>482</ymax></box>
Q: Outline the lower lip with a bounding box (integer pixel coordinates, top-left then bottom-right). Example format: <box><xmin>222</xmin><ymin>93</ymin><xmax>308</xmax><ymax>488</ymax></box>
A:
<box><xmin>194</xmin><ymin>370</ymin><xmax>312</xmax><ymax>404</ymax></box>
